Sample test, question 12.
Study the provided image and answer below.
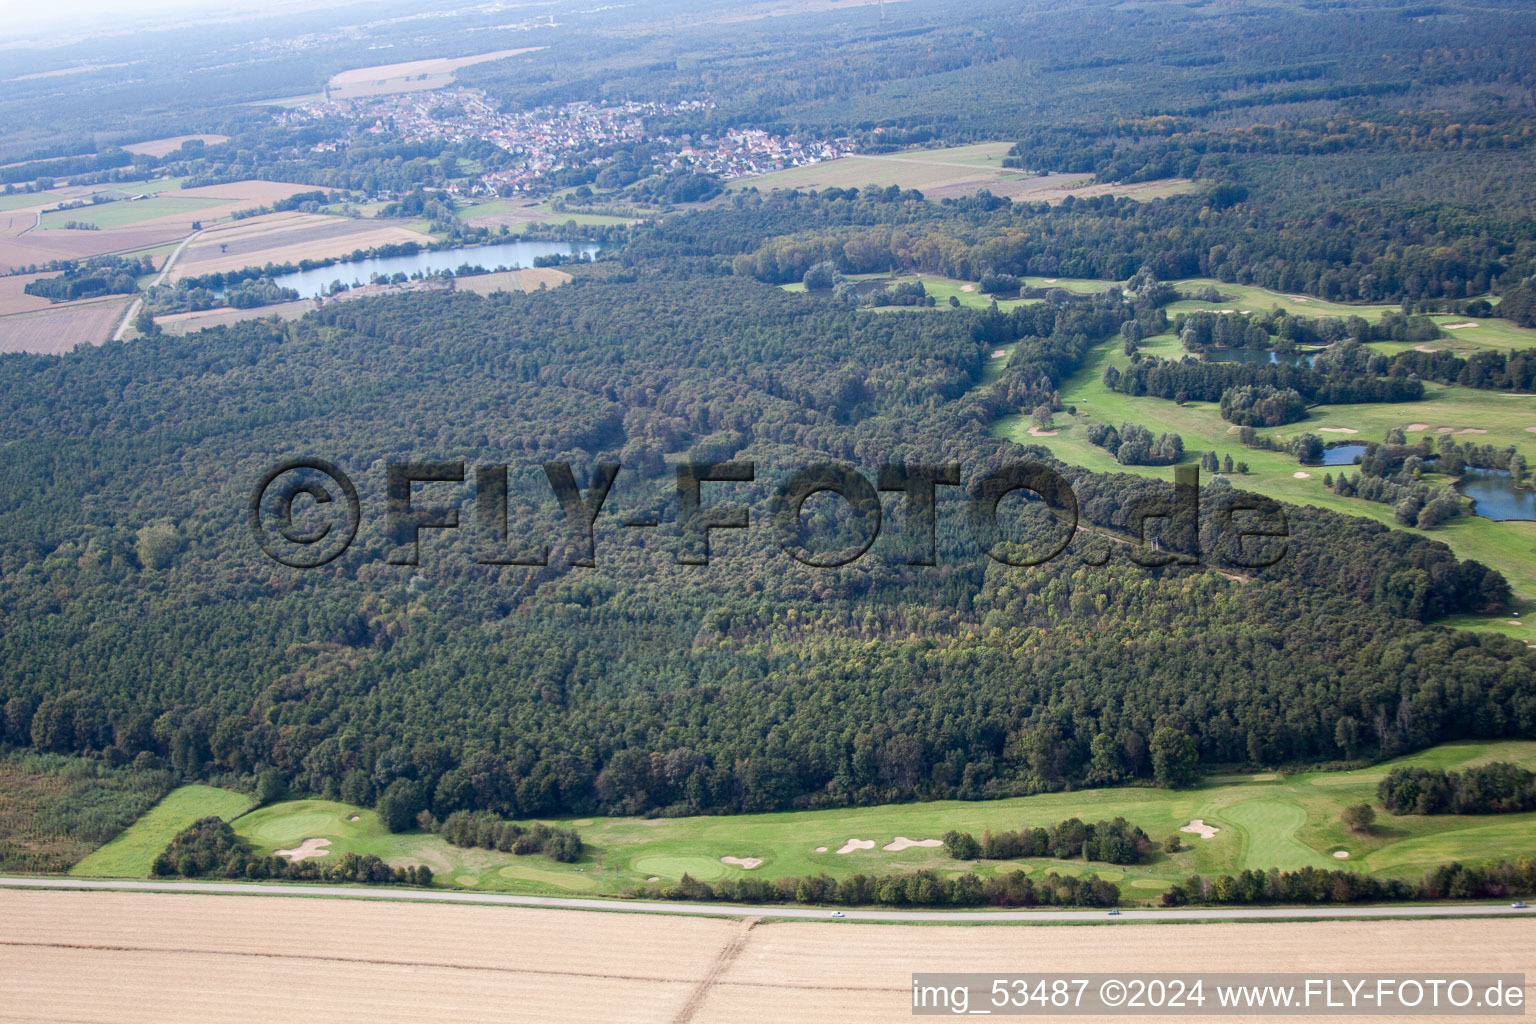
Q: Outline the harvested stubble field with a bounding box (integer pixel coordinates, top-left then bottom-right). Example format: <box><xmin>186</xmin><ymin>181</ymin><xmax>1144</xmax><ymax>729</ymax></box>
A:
<box><xmin>155</xmin><ymin>299</ymin><xmax>319</xmax><ymax>335</ymax></box>
<box><xmin>453</xmin><ymin>267</ymin><xmax>573</xmax><ymax>295</ymax></box>
<box><xmin>0</xmin><ymin>890</ymin><xmax>1530</xmax><ymax>1023</ymax></box>
<box><xmin>0</xmin><ymin>890</ymin><xmax>729</xmax><ymax>1024</ymax></box>
<box><xmin>174</xmin><ymin>213</ymin><xmax>432</xmax><ymax>279</ymax></box>
<box><xmin>323</xmin><ymin>47</ymin><xmax>545</xmax><ymax>99</ymax></box>
<box><xmin>0</xmin><ymin>180</ymin><xmax>323</xmax><ymax>272</ymax></box>
<box><xmin>0</xmin><ymin>273</ymin><xmax>56</xmax><ymax>316</ymax></box>
<box><xmin>731</xmin><ymin>142</ymin><xmax>1197</xmax><ymax>204</ymax></box>
<box><xmin>0</xmin><ymin>296</ymin><xmax>129</xmax><ymax>354</ymax></box>
<box><xmin>0</xmin><ymin>225</ymin><xmax>184</xmax><ymax>269</ymax></box>
<box><xmin>120</xmin><ymin>134</ymin><xmax>230</xmax><ymax>158</ymax></box>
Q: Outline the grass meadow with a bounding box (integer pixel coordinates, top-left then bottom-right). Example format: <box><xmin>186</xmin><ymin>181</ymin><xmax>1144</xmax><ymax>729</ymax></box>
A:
<box><xmin>38</xmin><ymin>196</ymin><xmax>222</xmax><ymax>231</ymax></box>
<box><xmin>69</xmin><ymin>784</ymin><xmax>254</xmax><ymax>877</ymax></box>
<box><xmin>71</xmin><ymin>742</ymin><xmax>1536</xmax><ymax>906</ymax></box>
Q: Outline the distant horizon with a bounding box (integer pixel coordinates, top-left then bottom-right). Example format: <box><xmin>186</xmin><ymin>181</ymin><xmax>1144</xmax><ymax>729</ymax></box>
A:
<box><xmin>0</xmin><ymin>0</ymin><xmax>383</xmax><ymax>46</ymax></box>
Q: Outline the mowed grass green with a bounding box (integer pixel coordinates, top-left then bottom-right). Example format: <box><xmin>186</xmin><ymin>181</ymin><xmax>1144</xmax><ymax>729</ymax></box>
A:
<box><xmin>233</xmin><ymin>799</ymin><xmax>602</xmax><ymax>893</ymax></box>
<box><xmin>542</xmin><ymin>741</ymin><xmax>1536</xmax><ymax>900</ymax></box>
<box><xmin>75</xmin><ymin>742</ymin><xmax>1536</xmax><ymax>906</ymax></box>
<box><xmin>69</xmin><ymin>785</ymin><xmax>254</xmax><ymax>877</ymax></box>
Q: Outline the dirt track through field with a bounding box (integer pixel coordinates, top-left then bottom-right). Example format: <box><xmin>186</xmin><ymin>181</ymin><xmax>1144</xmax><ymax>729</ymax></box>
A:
<box><xmin>1</xmin><ymin>890</ymin><xmax>1533</xmax><ymax>1023</ymax></box>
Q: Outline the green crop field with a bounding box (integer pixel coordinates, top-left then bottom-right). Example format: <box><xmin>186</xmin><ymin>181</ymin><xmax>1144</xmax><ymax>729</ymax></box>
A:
<box><xmin>38</xmin><ymin>195</ymin><xmax>221</xmax><ymax>230</ymax></box>
<box><xmin>69</xmin><ymin>742</ymin><xmax>1536</xmax><ymax>906</ymax></box>
<box><xmin>69</xmin><ymin>784</ymin><xmax>254</xmax><ymax>877</ymax></box>
<box><xmin>0</xmin><ymin>191</ymin><xmax>66</xmax><ymax>213</ymax></box>
<box><xmin>730</xmin><ymin>142</ymin><xmax>1023</xmax><ymax>193</ymax></box>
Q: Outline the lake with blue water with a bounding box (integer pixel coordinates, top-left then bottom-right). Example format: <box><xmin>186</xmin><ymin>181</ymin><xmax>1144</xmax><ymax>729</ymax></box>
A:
<box><xmin>1457</xmin><ymin>468</ymin><xmax>1536</xmax><ymax>522</ymax></box>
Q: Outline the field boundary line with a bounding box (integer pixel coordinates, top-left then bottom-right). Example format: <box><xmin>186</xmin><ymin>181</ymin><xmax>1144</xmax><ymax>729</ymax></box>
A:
<box><xmin>0</xmin><ymin>939</ymin><xmax>696</xmax><ymax>984</ymax></box>
<box><xmin>673</xmin><ymin>916</ymin><xmax>757</xmax><ymax>1022</ymax></box>
<box><xmin>0</xmin><ymin>877</ymin><xmax>1528</xmax><ymax>924</ymax></box>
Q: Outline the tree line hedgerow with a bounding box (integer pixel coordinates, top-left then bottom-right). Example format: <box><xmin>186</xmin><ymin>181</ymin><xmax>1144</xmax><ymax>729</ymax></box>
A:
<box><xmin>940</xmin><ymin>816</ymin><xmax>1152</xmax><ymax>865</ymax></box>
<box><xmin>1377</xmin><ymin>762</ymin><xmax>1536</xmax><ymax>816</ymax></box>
<box><xmin>1161</xmin><ymin>858</ymin><xmax>1536</xmax><ymax>907</ymax></box>
<box><xmin>150</xmin><ymin>817</ymin><xmax>433</xmax><ymax>886</ymax></box>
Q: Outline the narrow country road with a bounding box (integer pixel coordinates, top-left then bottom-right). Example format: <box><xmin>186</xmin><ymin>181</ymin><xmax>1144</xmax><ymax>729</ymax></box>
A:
<box><xmin>1</xmin><ymin>875</ymin><xmax>1528</xmax><ymax>923</ymax></box>
<box><xmin>111</xmin><ymin>227</ymin><xmax>201</xmax><ymax>341</ymax></box>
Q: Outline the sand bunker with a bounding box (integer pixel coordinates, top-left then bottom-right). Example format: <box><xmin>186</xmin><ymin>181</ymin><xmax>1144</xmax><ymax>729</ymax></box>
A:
<box><xmin>990</xmin><ymin>348</ymin><xmax>1006</xmax><ymax>358</ymax></box>
<box><xmin>1443</xmin><ymin>322</ymin><xmax>1480</xmax><ymax>329</ymax></box>
<box><xmin>883</xmin><ymin>837</ymin><xmax>943</xmax><ymax>852</ymax></box>
<box><xmin>1179</xmin><ymin>820</ymin><xmax>1219</xmax><ymax>840</ymax></box>
<box><xmin>275</xmin><ymin>838</ymin><xmax>331</xmax><ymax>862</ymax></box>
<box><xmin>1414</xmin><ymin>344</ymin><xmax>1442</xmax><ymax>353</ymax></box>
<box><xmin>1042</xmin><ymin>278</ymin><xmax>1057</xmax><ymax>283</ymax></box>
<box><xmin>814</xmin><ymin>847</ymin><xmax>828</xmax><ymax>853</ymax></box>
<box><xmin>1406</xmin><ymin>423</ymin><xmax>1431</xmax><ymax>432</ymax></box>
<box><xmin>719</xmin><ymin>856</ymin><xmax>763</xmax><ymax>870</ymax></box>
<box><xmin>1293</xmin><ymin>471</ymin><xmax>1311</xmax><ymax>479</ymax></box>
<box><xmin>1455</xmin><ymin>428</ymin><xmax>1488</xmax><ymax>434</ymax></box>
<box><xmin>646</xmin><ymin>876</ymin><xmax>660</xmax><ymax>882</ymax></box>
<box><xmin>1333</xmin><ymin>850</ymin><xmax>1351</xmax><ymax>859</ymax></box>
<box><xmin>837</xmin><ymin>839</ymin><xmax>876</xmax><ymax>855</ymax></box>
<box><xmin>1027</xmin><ymin>427</ymin><xmax>1060</xmax><ymax>436</ymax></box>
<box><xmin>961</xmin><ymin>284</ymin><xmax>975</xmax><ymax>292</ymax></box>
<box><xmin>1436</xmin><ymin>426</ymin><xmax>1456</xmax><ymax>433</ymax></box>
<box><xmin>1317</xmin><ymin>427</ymin><xmax>1358</xmax><ymax>434</ymax></box>
<box><xmin>347</xmin><ymin>815</ymin><xmax>359</xmax><ymax>822</ymax></box>
<box><xmin>1508</xmin><ymin>620</ymin><xmax>1523</xmax><ymax>627</ymax></box>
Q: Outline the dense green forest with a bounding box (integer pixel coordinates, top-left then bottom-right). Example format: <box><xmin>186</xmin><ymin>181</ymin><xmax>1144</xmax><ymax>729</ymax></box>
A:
<box><xmin>0</xmin><ymin>243</ymin><xmax>1529</xmax><ymax>825</ymax></box>
<box><xmin>4</xmin><ymin>0</ymin><xmax>1536</xmax><ymax>844</ymax></box>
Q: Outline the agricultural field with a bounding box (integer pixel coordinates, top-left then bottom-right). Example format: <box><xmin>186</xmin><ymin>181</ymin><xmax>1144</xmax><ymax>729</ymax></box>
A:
<box><xmin>0</xmin><ymin>295</ymin><xmax>131</xmax><ymax>354</ymax></box>
<box><xmin>0</xmin><ymin>890</ymin><xmax>734</xmax><ymax>1024</ymax></box>
<box><xmin>154</xmin><ymin>299</ymin><xmax>317</xmax><ymax>336</ymax></box>
<box><xmin>0</xmin><ymin>191</ymin><xmax>64</xmax><ymax>213</ymax></box>
<box><xmin>1</xmin><ymin>890</ymin><xmax>1530</xmax><ymax>1023</ymax></box>
<box><xmin>454</xmin><ymin>198</ymin><xmax>640</xmax><ymax>231</ymax></box>
<box><xmin>453</xmin><ymin>267</ymin><xmax>572</xmax><ymax>295</ymax></box>
<box><xmin>38</xmin><ymin>196</ymin><xmax>224</xmax><ymax>232</ymax></box>
<box><xmin>323</xmin><ymin>46</ymin><xmax>545</xmax><ymax>99</ymax></box>
<box><xmin>0</xmin><ymin>272</ymin><xmax>57</xmax><ymax>315</ymax></box>
<box><xmin>70</xmin><ymin>785</ymin><xmax>255</xmax><ymax>878</ymax></box>
<box><xmin>731</xmin><ymin>142</ymin><xmax>1198</xmax><ymax>203</ymax></box>
<box><xmin>71</xmin><ymin>742</ymin><xmax>1536</xmax><ymax>906</ymax></box>
<box><xmin>0</xmin><ymin>179</ymin><xmax>319</xmax><ymax>271</ymax></box>
<box><xmin>120</xmin><ymin>134</ymin><xmax>229</xmax><ymax>157</ymax></box>
<box><xmin>172</xmin><ymin>211</ymin><xmax>434</xmax><ymax>279</ymax></box>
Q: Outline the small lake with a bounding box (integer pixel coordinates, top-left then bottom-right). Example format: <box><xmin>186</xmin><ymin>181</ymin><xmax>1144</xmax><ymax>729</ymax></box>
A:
<box><xmin>1203</xmin><ymin>348</ymin><xmax>1316</xmax><ymax>368</ymax></box>
<box><xmin>267</xmin><ymin>240</ymin><xmax>601</xmax><ymax>298</ymax></box>
<box><xmin>1303</xmin><ymin>442</ymin><xmax>1370</xmax><ymax>467</ymax></box>
<box><xmin>1457</xmin><ymin>468</ymin><xmax>1536</xmax><ymax>522</ymax></box>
